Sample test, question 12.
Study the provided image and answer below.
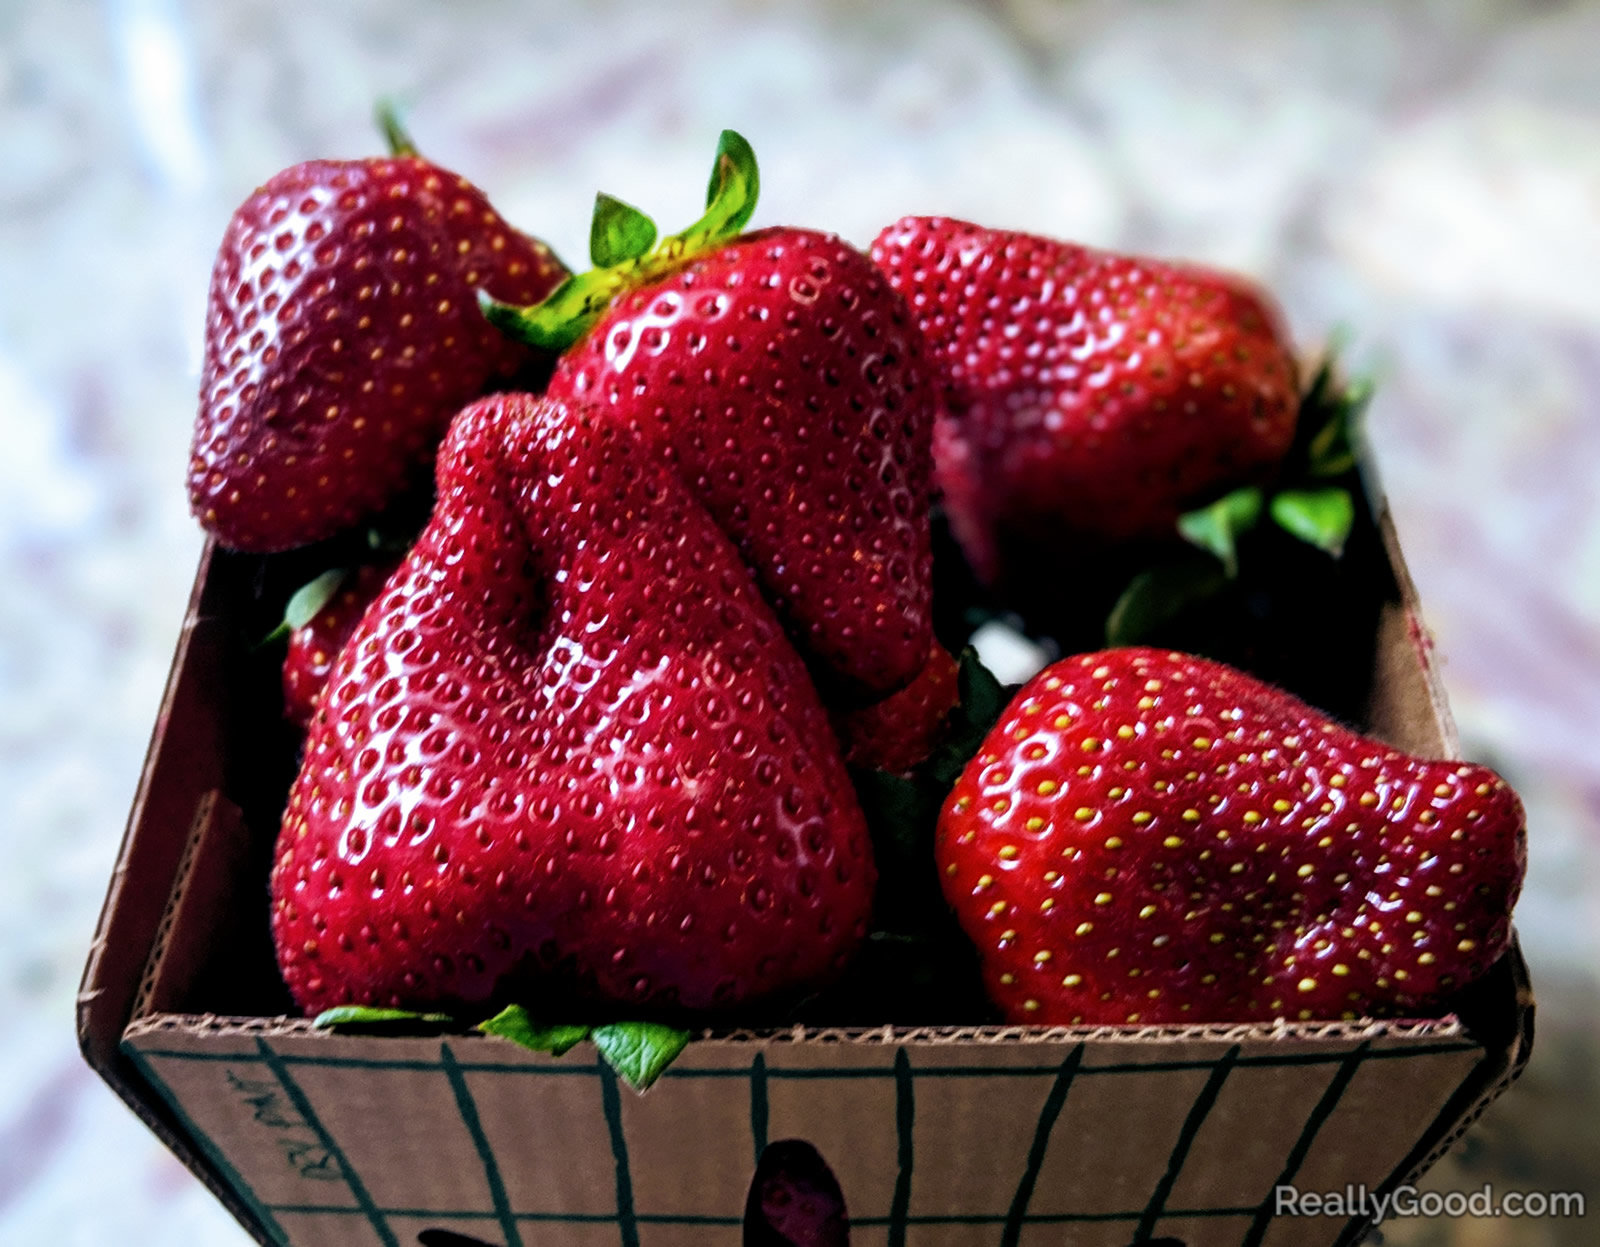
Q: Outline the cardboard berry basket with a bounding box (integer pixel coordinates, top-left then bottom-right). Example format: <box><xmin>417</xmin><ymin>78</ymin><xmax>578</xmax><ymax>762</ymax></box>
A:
<box><xmin>80</xmin><ymin>463</ymin><xmax>1532</xmax><ymax>1247</ymax></box>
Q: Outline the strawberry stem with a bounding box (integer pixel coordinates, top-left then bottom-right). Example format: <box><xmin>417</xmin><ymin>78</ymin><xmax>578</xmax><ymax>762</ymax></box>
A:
<box><xmin>480</xmin><ymin>129</ymin><xmax>761</xmax><ymax>353</ymax></box>
<box><xmin>375</xmin><ymin>98</ymin><xmax>418</xmax><ymax>158</ymax></box>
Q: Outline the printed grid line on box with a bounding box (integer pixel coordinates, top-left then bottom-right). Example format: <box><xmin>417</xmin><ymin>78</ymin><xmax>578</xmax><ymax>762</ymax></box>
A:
<box><xmin>121</xmin><ymin>1027</ymin><xmax>1485</xmax><ymax>1247</ymax></box>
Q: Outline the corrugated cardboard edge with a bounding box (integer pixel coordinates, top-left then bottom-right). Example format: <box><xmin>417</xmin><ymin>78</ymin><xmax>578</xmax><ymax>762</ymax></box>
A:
<box><xmin>123</xmin><ymin>1013</ymin><xmax>1469</xmax><ymax>1047</ymax></box>
<box><xmin>75</xmin><ymin>539</ymin><xmax>280</xmax><ymax>1247</ymax></box>
<box><xmin>1328</xmin><ymin>465</ymin><xmax>1537</xmax><ymax>1244</ymax></box>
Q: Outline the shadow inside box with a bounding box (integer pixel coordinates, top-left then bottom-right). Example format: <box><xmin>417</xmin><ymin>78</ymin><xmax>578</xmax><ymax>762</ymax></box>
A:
<box><xmin>933</xmin><ymin>469</ymin><xmax>1397</xmax><ymax>731</ymax></box>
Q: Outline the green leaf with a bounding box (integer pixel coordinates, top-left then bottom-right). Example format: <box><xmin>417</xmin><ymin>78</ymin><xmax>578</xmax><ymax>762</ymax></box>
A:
<box><xmin>1270</xmin><ymin>488</ymin><xmax>1355</xmax><ymax>558</ymax></box>
<box><xmin>1293</xmin><ymin>334</ymin><xmax>1375</xmax><ymax>482</ymax></box>
<box><xmin>258</xmin><ymin>567</ymin><xmax>347</xmax><ymax>648</ymax></box>
<box><xmin>1306</xmin><ymin>374</ymin><xmax>1372</xmax><ymax>478</ymax></box>
<box><xmin>287</xmin><ymin>568</ymin><xmax>348</xmax><ymax>629</ymax></box>
<box><xmin>589</xmin><ymin>193</ymin><xmax>658</xmax><ymax>268</ymax></box>
<box><xmin>477</xmin><ymin>1006</ymin><xmax>592</xmax><ymax>1057</ymax></box>
<box><xmin>925</xmin><ymin>648</ymin><xmax>1008</xmax><ymax>787</ymax></box>
<box><xmin>478</xmin><ymin>273</ymin><xmax>629</xmax><ymax>353</ymax></box>
<box><xmin>854</xmin><ymin>767</ymin><xmax>941</xmax><ymax>862</ymax></box>
<box><xmin>591</xmin><ymin>1021</ymin><xmax>691</xmax><ymax>1092</ymax></box>
<box><xmin>374</xmin><ymin>98</ymin><xmax>418</xmax><ymax>158</ymax></box>
<box><xmin>313</xmin><ymin>1005</ymin><xmax>452</xmax><ymax>1030</ymax></box>
<box><xmin>703</xmin><ymin>129</ymin><xmax>760</xmax><ymax>229</ymax></box>
<box><xmin>1176</xmin><ymin>486</ymin><xmax>1263</xmax><ymax>577</ymax></box>
<box><xmin>1105</xmin><ymin>559</ymin><xmax>1229</xmax><ymax>647</ymax></box>
<box><xmin>659</xmin><ymin>129</ymin><xmax>760</xmax><ymax>261</ymax></box>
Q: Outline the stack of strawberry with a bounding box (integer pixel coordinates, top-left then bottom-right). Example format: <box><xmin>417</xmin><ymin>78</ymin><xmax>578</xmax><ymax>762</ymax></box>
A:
<box><xmin>190</xmin><ymin>125</ymin><xmax>1524</xmax><ymax>1062</ymax></box>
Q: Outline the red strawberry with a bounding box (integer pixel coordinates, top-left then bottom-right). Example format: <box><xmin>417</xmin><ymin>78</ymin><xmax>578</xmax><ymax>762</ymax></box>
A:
<box><xmin>281</xmin><ymin>560</ymin><xmax>398</xmax><ymax>729</ymax></box>
<box><xmin>936</xmin><ymin>648</ymin><xmax>1525</xmax><ymax>1025</ymax></box>
<box><xmin>190</xmin><ymin>153</ymin><xmax>567</xmax><ymax>551</ymax></box>
<box><xmin>870</xmin><ymin>217</ymin><xmax>1299</xmax><ymax>585</ymax></box>
<box><xmin>487</xmin><ymin>133</ymin><xmax>936</xmax><ymax>699</ymax></box>
<box><xmin>271</xmin><ymin>392</ymin><xmax>876</xmax><ymax>1016</ymax></box>
<box><xmin>835</xmin><ymin>640</ymin><xmax>959</xmax><ymax>775</ymax></box>
<box><xmin>745</xmin><ymin>1141</ymin><xmax>851</xmax><ymax>1247</ymax></box>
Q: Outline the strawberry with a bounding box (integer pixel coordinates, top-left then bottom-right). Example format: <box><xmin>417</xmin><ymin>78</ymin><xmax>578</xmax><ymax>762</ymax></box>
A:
<box><xmin>745</xmin><ymin>1141</ymin><xmax>851</xmax><ymax>1247</ymax></box>
<box><xmin>280</xmin><ymin>560</ymin><xmax>398</xmax><ymax>728</ymax></box>
<box><xmin>190</xmin><ymin>149</ymin><xmax>567</xmax><ymax>551</ymax></box>
<box><xmin>869</xmin><ymin>217</ymin><xmax>1299</xmax><ymax>587</ymax></box>
<box><xmin>485</xmin><ymin>133</ymin><xmax>935</xmax><ymax>699</ymax></box>
<box><xmin>835</xmin><ymin>640</ymin><xmax>959</xmax><ymax>775</ymax></box>
<box><xmin>270</xmin><ymin>392</ymin><xmax>876</xmax><ymax>1016</ymax></box>
<box><xmin>936</xmin><ymin>648</ymin><xmax>1525</xmax><ymax>1025</ymax></box>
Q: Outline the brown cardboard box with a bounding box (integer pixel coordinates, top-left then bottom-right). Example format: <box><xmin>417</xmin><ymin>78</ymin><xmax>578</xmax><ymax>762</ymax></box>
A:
<box><xmin>79</xmin><ymin>477</ymin><xmax>1533</xmax><ymax>1247</ymax></box>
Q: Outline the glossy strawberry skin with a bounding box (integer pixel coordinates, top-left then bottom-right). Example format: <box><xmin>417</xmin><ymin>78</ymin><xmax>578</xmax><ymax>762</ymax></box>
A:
<box><xmin>547</xmin><ymin>227</ymin><xmax>935</xmax><ymax>699</ymax></box>
<box><xmin>836</xmin><ymin>641</ymin><xmax>959</xmax><ymax>775</ymax></box>
<box><xmin>281</xmin><ymin>561</ymin><xmax>398</xmax><ymax>729</ymax></box>
<box><xmin>870</xmin><ymin>217</ymin><xmax>1299</xmax><ymax>583</ymax></box>
<box><xmin>937</xmin><ymin>649</ymin><xmax>1524</xmax><ymax>1025</ymax></box>
<box><xmin>271</xmin><ymin>393</ymin><xmax>876</xmax><ymax>1017</ymax></box>
<box><xmin>191</xmin><ymin>157</ymin><xmax>567</xmax><ymax>552</ymax></box>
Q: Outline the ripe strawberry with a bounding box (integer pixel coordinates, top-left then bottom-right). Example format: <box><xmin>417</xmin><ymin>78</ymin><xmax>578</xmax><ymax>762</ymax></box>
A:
<box><xmin>745</xmin><ymin>1141</ymin><xmax>851</xmax><ymax>1247</ymax></box>
<box><xmin>937</xmin><ymin>648</ymin><xmax>1524</xmax><ymax>1025</ymax></box>
<box><xmin>870</xmin><ymin>217</ymin><xmax>1299</xmax><ymax>586</ymax></box>
<box><xmin>835</xmin><ymin>640</ymin><xmax>959</xmax><ymax>775</ymax></box>
<box><xmin>280</xmin><ymin>560</ymin><xmax>398</xmax><ymax>728</ymax></box>
<box><xmin>190</xmin><ymin>154</ymin><xmax>567</xmax><ymax>551</ymax></box>
<box><xmin>487</xmin><ymin>133</ymin><xmax>936</xmax><ymax>699</ymax></box>
<box><xmin>271</xmin><ymin>392</ymin><xmax>876</xmax><ymax>1016</ymax></box>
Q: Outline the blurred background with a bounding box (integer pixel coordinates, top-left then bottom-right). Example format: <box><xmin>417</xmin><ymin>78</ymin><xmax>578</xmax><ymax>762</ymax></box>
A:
<box><xmin>3</xmin><ymin>0</ymin><xmax>1596</xmax><ymax>1242</ymax></box>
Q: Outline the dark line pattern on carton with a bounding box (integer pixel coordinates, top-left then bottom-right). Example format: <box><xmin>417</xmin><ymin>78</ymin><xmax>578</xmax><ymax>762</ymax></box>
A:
<box><xmin>1241</xmin><ymin>1041</ymin><xmax>1371</xmax><ymax>1247</ymax></box>
<box><xmin>128</xmin><ymin>1038</ymin><xmax>1481</xmax><ymax>1238</ymax></box>
<box><xmin>749</xmin><ymin>1052</ymin><xmax>768</xmax><ymax>1164</ymax></box>
<box><xmin>262</xmin><ymin>1202</ymin><xmax>1263</xmax><ymax>1224</ymax></box>
<box><xmin>597</xmin><ymin>1053</ymin><xmax>640</xmax><ymax>1247</ymax></box>
<box><xmin>441</xmin><ymin>1042</ymin><xmax>524</xmax><ymax>1247</ymax></box>
<box><xmin>1000</xmin><ymin>1043</ymin><xmax>1085</xmax><ymax>1247</ymax></box>
<box><xmin>1136</xmin><ymin>1043</ymin><xmax>1241</xmax><ymax>1240</ymax></box>
<box><xmin>255</xmin><ymin>1038</ymin><xmax>398</xmax><ymax>1247</ymax></box>
<box><xmin>887</xmin><ymin>1047</ymin><xmax>915</xmax><ymax>1247</ymax></box>
<box><xmin>124</xmin><ymin>1045</ymin><xmax>290</xmax><ymax>1246</ymax></box>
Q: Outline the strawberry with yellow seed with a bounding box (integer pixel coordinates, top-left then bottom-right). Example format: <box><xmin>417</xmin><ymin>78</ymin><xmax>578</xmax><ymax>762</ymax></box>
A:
<box><xmin>935</xmin><ymin>648</ymin><xmax>1526</xmax><ymax>1025</ymax></box>
<box><xmin>190</xmin><ymin>134</ymin><xmax>567</xmax><ymax>552</ymax></box>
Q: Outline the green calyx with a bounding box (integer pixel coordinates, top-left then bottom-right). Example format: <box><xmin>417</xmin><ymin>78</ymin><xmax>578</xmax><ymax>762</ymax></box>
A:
<box><xmin>1111</xmin><ymin>341</ymin><xmax>1373</xmax><ymax>645</ymax></box>
<box><xmin>480</xmin><ymin>129</ymin><xmax>761</xmax><ymax>353</ymax></box>
<box><xmin>477</xmin><ymin>1006</ymin><xmax>691</xmax><ymax>1092</ymax></box>
<box><xmin>1177</xmin><ymin>486</ymin><xmax>1263</xmax><ymax>579</ymax></box>
<box><xmin>1174</xmin><ymin>340</ymin><xmax>1372</xmax><ymax>574</ymax></box>
<box><xmin>313</xmin><ymin>1002</ymin><xmax>692</xmax><ymax>1092</ymax></box>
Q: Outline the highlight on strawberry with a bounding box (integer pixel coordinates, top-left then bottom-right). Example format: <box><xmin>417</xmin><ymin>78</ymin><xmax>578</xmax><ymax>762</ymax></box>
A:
<box><xmin>936</xmin><ymin>648</ymin><xmax>1526</xmax><ymax>1025</ymax></box>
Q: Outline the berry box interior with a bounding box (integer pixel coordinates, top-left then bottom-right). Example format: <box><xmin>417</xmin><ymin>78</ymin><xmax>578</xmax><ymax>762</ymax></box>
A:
<box><xmin>80</xmin><ymin>466</ymin><xmax>1533</xmax><ymax>1247</ymax></box>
